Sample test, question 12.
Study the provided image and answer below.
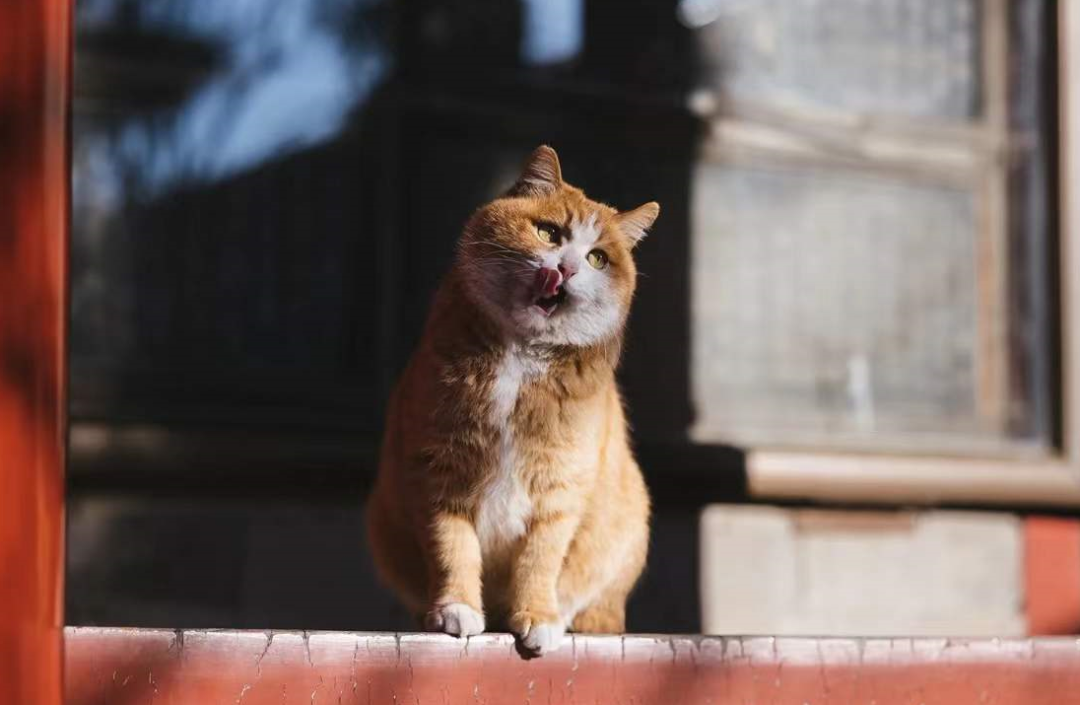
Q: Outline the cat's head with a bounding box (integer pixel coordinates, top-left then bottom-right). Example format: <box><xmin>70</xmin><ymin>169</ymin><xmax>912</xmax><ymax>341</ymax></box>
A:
<box><xmin>458</xmin><ymin>146</ymin><xmax>659</xmax><ymax>347</ymax></box>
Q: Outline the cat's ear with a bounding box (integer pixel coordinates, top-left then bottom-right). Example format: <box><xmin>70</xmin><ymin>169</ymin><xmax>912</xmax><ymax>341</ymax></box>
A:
<box><xmin>507</xmin><ymin>145</ymin><xmax>563</xmax><ymax>197</ymax></box>
<box><xmin>615</xmin><ymin>201</ymin><xmax>660</xmax><ymax>246</ymax></box>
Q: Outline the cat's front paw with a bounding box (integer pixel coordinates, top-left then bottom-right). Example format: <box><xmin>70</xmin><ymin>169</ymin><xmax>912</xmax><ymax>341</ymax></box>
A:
<box><xmin>509</xmin><ymin>610</ymin><xmax>566</xmax><ymax>655</ymax></box>
<box><xmin>425</xmin><ymin>602</ymin><xmax>486</xmax><ymax>637</ymax></box>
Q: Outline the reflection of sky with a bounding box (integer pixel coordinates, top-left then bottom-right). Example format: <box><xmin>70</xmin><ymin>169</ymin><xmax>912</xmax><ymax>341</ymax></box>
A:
<box><xmin>520</xmin><ymin>0</ymin><xmax>583</xmax><ymax>66</ymax></box>
<box><xmin>77</xmin><ymin>0</ymin><xmax>387</xmax><ymax>194</ymax></box>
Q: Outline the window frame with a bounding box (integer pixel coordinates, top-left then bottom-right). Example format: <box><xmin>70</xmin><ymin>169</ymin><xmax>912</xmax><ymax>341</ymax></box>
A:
<box><xmin>743</xmin><ymin>0</ymin><xmax>1080</xmax><ymax>508</ymax></box>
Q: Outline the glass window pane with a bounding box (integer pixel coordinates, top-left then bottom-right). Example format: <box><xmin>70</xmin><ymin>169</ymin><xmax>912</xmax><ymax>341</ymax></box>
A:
<box><xmin>690</xmin><ymin>163</ymin><xmax>1034</xmax><ymax>451</ymax></box>
<box><xmin>687</xmin><ymin>0</ymin><xmax>981</xmax><ymax>120</ymax></box>
<box><xmin>71</xmin><ymin>0</ymin><xmax>393</xmax><ymax>428</ymax></box>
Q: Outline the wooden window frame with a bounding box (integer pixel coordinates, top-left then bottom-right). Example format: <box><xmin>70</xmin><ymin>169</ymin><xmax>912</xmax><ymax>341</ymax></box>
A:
<box><xmin>689</xmin><ymin>0</ymin><xmax>1021</xmax><ymax>456</ymax></box>
<box><xmin>743</xmin><ymin>1</ymin><xmax>1080</xmax><ymax>508</ymax></box>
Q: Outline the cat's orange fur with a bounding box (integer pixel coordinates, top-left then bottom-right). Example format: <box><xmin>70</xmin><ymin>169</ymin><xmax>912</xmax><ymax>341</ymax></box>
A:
<box><xmin>366</xmin><ymin>146</ymin><xmax>657</xmax><ymax>655</ymax></box>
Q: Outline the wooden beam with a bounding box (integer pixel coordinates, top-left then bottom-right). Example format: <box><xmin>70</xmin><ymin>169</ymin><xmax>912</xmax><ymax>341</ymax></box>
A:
<box><xmin>0</xmin><ymin>1</ymin><xmax>71</xmax><ymax>704</ymax></box>
<box><xmin>64</xmin><ymin>628</ymin><xmax>1080</xmax><ymax>705</ymax></box>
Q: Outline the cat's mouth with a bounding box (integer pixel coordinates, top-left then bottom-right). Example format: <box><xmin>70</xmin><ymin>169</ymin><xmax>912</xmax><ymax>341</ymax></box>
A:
<box><xmin>534</xmin><ymin>287</ymin><xmax>567</xmax><ymax>317</ymax></box>
<box><xmin>533</xmin><ymin>267</ymin><xmax>567</xmax><ymax>317</ymax></box>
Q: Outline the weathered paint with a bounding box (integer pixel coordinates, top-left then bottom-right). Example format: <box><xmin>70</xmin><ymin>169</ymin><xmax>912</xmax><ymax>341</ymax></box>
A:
<box><xmin>0</xmin><ymin>1</ymin><xmax>71</xmax><ymax>704</ymax></box>
<box><xmin>66</xmin><ymin>628</ymin><xmax>1080</xmax><ymax>705</ymax></box>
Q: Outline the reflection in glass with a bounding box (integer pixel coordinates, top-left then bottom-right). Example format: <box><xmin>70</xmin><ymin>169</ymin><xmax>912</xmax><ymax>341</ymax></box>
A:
<box><xmin>76</xmin><ymin>0</ymin><xmax>388</xmax><ymax>192</ymax></box>
<box><xmin>691</xmin><ymin>164</ymin><xmax>1000</xmax><ymax>449</ymax></box>
<box><xmin>520</xmin><ymin>0</ymin><xmax>583</xmax><ymax>66</ymax></box>
<box><xmin>71</xmin><ymin>0</ymin><xmax>1051</xmax><ymax>454</ymax></box>
<box><xmin>71</xmin><ymin>0</ymin><xmax>393</xmax><ymax>428</ymax></box>
<box><xmin>682</xmin><ymin>0</ymin><xmax>981</xmax><ymax>120</ymax></box>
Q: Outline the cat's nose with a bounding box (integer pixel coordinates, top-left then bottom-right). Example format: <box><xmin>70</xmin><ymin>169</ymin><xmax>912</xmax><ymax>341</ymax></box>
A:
<box><xmin>558</xmin><ymin>263</ymin><xmax>577</xmax><ymax>280</ymax></box>
<box><xmin>536</xmin><ymin>267</ymin><xmax>563</xmax><ymax>297</ymax></box>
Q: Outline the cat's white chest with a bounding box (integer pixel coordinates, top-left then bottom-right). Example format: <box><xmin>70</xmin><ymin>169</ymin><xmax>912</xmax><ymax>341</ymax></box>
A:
<box><xmin>475</xmin><ymin>349</ymin><xmax>544</xmax><ymax>552</ymax></box>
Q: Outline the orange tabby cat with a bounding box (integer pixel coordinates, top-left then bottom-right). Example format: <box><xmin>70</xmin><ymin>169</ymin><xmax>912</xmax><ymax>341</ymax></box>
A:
<box><xmin>366</xmin><ymin>146</ymin><xmax>656</xmax><ymax>655</ymax></box>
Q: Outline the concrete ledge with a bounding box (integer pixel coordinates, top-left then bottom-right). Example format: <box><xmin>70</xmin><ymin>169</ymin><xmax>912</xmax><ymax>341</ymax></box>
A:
<box><xmin>65</xmin><ymin>627</ymin><xmax>1080</xmax><ymax>704</ymax></box>
<box><xmin>700</xmin><ymin>506</ymin><xmax>1025</xmax><ymax>637</ymax></box>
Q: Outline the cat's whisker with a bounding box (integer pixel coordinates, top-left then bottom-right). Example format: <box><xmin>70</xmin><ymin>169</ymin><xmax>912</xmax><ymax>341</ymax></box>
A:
<box><xmin>458</xmin><ymin>242</ymin><xmax>528</xmax><ymax>257</ymax></box>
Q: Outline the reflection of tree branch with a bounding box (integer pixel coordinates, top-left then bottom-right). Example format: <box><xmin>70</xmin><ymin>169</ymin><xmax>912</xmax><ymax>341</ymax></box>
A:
<box><xmin>193</xmin><ymin>54</ymin><xmax>286</xmax><ymax>179</ymax></box>
<box><xmin>85</xmin><ymin>0</ymin><xmax>391</xmax><ymax>196</ymax></box>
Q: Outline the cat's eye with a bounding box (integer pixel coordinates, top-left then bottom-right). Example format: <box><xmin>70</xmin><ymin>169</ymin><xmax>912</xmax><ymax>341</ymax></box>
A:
<box><xmin>536</xmin><ymin>223</ymin><xmax>559</xmax><ymax>244</ymax></box>
<box><xmin>587</xmin><ymin>249</ymin><xmax>608</xmax><ymax>270</ymax></box>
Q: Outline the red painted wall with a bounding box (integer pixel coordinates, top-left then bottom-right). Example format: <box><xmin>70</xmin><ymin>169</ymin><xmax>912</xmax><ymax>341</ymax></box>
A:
<box><xmin>1026</xmin><ymin>517</ymin><xmax>1080</xmax><ymax>634</ymax></box>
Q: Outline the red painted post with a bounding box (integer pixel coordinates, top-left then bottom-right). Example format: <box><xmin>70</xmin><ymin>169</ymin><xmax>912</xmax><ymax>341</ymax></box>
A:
<box><xmin>0</xmin><ymin>1</ymin><xmax>71</xmax><ymax>704</ymax></box>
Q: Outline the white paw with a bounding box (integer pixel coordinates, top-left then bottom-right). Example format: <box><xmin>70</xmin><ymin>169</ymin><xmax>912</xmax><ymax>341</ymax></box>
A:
<box><xmin>521</xmin><ymin>620</ymin><xmax>565</xmax><ymax>655</ymax></box>
<box><xmin>426</xmin><ymin>603</ymin><xmax>486</xmax><ymax>637</ymax></box>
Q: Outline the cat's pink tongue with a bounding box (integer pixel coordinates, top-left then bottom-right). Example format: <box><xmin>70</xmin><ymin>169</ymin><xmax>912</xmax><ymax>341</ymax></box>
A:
<box><xmin>536</xmin><ymin>267</ymin><xmax>563</xmax><ymax>297</ymax></box>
